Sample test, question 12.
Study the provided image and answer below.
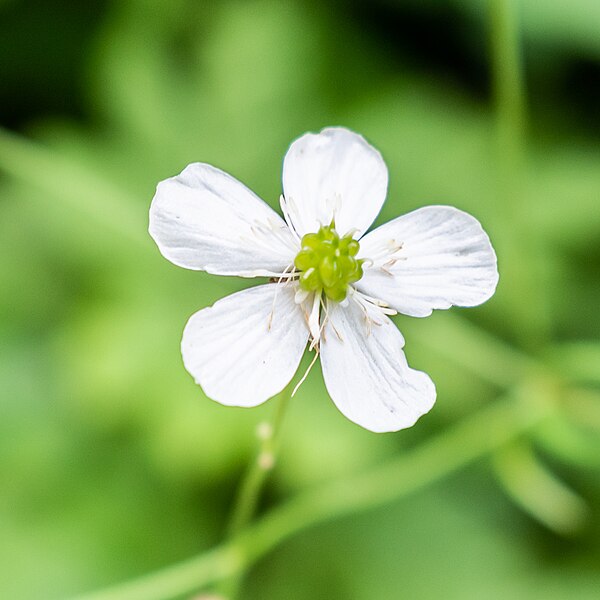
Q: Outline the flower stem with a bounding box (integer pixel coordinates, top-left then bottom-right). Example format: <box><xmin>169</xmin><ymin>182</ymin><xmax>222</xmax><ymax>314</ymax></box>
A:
<box><xmin>217</xmin><ymin>384</ymin><xmax>292</xmax><ymax>598</ymax></box>
<box><xmin>490</xmin><ymin>0</ymin><xmax>525</xmax><ymax>168</ymax></box>
<box><xmin>67</xmin><ymin>389</ymin><xmax>552</xmax><ymax>600</ymax></box>
<box><xmin>227</xmin><ymin>384</ymin><xmax>291</xmax><ymax>536</ymax></box>
<box><xmin>488</xmin><ymin>0</ymin><xmax>552</xmax><ymax>347</ymax></box>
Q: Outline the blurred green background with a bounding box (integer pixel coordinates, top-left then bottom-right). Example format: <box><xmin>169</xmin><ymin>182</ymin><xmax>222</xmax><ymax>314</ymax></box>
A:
<box><xmin>1</xmin><ymin>0</ymin><xmax>599</xmax><ymax>598</ymax></box>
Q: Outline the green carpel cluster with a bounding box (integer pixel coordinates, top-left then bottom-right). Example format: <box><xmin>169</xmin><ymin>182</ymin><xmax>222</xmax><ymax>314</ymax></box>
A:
<box><xmin>294</xmin><ymin>223</ymin><xmax>364</xmax><ymax>302</ymax></box>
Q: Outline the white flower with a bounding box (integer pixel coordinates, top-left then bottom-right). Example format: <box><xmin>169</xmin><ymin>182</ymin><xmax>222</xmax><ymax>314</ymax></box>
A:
<box><xmin>149</xmin><ymin>127</ymin><xmax>498</xmax><ymax>432</ymax></box>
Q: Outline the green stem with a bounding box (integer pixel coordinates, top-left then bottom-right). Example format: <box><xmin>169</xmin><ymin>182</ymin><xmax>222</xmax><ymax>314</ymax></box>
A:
<box><xmin>490</xmin><ymin>0</ymin><xmax>525</xmax><ymax>167</ymax></box>
<box><xmin>217</xmin><ymin>385</ymin><xmax>292</xmax><ymax>598</ymax></box>
<box><xmin>493</xmin><ymin>440</ymin><xmax>589</xmax><ymax>534</ymax></box>
<box><xmin>488</xmin><ymin>0</ymin><xmax>551</xmax><ymax>347</ymax></box>
<box><xmin>67</xmin><ymin>392</ymin><xmax>552</xmax><ymax>600</ymax></box>
<box><xmin>226</xmin><ymin>384</ymin><xmax>291</xmax><ymax>537</ymax></box>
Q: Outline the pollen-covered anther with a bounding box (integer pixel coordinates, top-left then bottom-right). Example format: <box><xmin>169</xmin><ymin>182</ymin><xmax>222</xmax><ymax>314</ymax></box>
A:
<box><xmin>294</xmin><ymin>222</ymin><xmax>364</xmax><ymax>302</ymax></box>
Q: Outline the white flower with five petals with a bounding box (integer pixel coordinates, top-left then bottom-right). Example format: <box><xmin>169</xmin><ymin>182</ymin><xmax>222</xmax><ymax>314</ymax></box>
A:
<box><xmin>149</xmin><ymin>127</ymin><xmax>498</xmax><ymax>432</ymax></box>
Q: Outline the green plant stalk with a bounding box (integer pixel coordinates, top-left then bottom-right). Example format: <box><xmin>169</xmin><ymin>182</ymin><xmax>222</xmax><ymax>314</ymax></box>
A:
<box><xmin>490</xmin><ymin>0</ymin><xmax>525</xmax><ymax>164</ymax></box>
<box><xmin>217</xmin><ymin>385</ymin><xmax>292</xmax><ymax>598</ymax></box>
<box><xmin>226</xmin><ymin>386</ymin><xmax>291</xmax><ymax>537</ymax></box>
<box><xmin>493</xmin><ymin>439</ymin><xmax>589</xmax><ymax>534</ymax></box>
<box><xmin>68</xmin><ymin>392</ymin><xmax>551</xmax><ymax>600</ymax></box>
<box><xmin>489</xmin><ymin>0</ymin><xmax>551</xmax><ymax>347</ymax></box>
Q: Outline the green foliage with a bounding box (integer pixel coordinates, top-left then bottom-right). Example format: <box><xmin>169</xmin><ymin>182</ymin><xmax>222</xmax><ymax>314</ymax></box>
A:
<box><xmin>0</xmin><ymin>1</ymin><xmax>599</xmax><ymax>599</ymax></box>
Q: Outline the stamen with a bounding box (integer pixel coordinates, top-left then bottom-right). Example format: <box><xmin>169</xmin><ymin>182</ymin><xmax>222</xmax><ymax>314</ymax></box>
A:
<box><xmin>279</xmin><ymin>195</ymin><xmax>301</xmax><ymax>241</ymax></box>
<box><xmin>342</xmin><ymin>227</ymin><xmax>360</xmax><ymax>239</ymax></box>
<box><xmin>352</xmin><ymin>290</ymin><xmax>395</xmax><ymax>337</ymax></box>
<box><xmin>282</xmin><ymin>195</ymin><xmax>305</xmax><ymax>239</ymax></box>
<box><xmin>268</xmin><ymin>264</ymin><xmax>295</xmax><ymax>330</ymax></box>
<box><xmin>295</xmin><ymin>287</ymin><xmax>309</xmax><ymax>304</ymax></box>
<box><xmin>364</xmin><ymin>238</ymin><xmax>404</xmax><ymax>265</ymax></box>
<box><xmin>310</xmin><ymin>295</ymin><xmax>329</xmax><ymax>350</ymax></box>
<box><xmin>292</xmin><ymin>348</ymin><xmax>320</xmax><ymax>397</ymax></box>
<box><xmin>333</xmin><ymin>192</ymin><xmax>342</xmax><ymax>222</ymax></box>
<box><xmin>307</xmin><ymin>291</ymin><xmax>321</xmax><ymax>344</ymax></box>
<box><xmin>268</xmin><ymin>271</ymin><xmax>299</xmax><ymax>281</ymax></box>
<box><xmin>317</xmin><ymin>296</ymin><xmax>345</xmax><ymax>343</ymax></box>
<box><xmin>355</xmin><ymin>296</ymin><xmax>373</xmax><ymax>337</ymax></box>
<box><xmin>354</xmin><ymin>290</ymin><xmax>397</xmax><ymax>314</ymax></box>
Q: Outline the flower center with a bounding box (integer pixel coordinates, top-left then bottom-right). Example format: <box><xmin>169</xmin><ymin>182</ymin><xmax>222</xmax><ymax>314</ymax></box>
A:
<box><xmin>294</xmin><ymin>222</ymin><xmax>364</xmax><ymax>302</ymax></box>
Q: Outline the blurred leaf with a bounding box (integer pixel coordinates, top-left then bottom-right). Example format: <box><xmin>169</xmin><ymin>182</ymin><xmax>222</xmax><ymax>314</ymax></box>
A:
<box><xmin>493</xmin><ymin>441</ymin><xmax>589</xmax><ymax>535</ymax></box>
<box><xmin>535</xmin><ymin>414</ymin><xmax>600</xmax><ymax>469</ymax></box>
<box><xmin>547</xmin><ymin>341</ymin><xmax>600</xmax><ymax>384</ymax></box>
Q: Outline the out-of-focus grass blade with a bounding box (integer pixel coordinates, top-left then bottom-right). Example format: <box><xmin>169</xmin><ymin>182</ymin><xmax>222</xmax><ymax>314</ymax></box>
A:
<box><xmin>0</xmin><ymin>127</ymin><xmax>144</xmax><ymax>246</ymax></box>
<box><xmin>493</xmin><ymin>441</ymin><xmax>589</xmax><ymax>535</ymax></box>
<box><xmin>535</xmin><ymin>415</ymin><xmax>600</xmax><ymax>469</ymax></box>
<box><xmin>546</xmin><ymin>341</ymin><xmax>600</xmax><ymax>385</ymax></box>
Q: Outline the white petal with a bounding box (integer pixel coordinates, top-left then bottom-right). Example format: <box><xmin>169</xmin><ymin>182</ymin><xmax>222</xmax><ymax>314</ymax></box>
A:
<box><xmin>282</xmin><ymin>127</ymin><xmax>388</xmax><ymax>238</ymax></box>
<box><xmin>356</xmin><ymin>206</ymin><xmax>499</xmax><ymax>317</ymax></box>
<box><xmin>149</xmin><ymin>163</ymin><xmax>298</xmax><ymax>277</ymax></box>
<box><xmin>320</xmin><ymin>296</ymin><xmax>436</xmax><ymax>432</ymax></box>
<box><xmin>182</xmin><ymin>283</ymin><xmax>309</xmax><ymax>407</ymax></box>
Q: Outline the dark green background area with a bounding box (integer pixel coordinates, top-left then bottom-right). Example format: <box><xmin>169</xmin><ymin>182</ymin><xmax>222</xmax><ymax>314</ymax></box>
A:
<box><xmin>1</xmin><ymin>1</ymin><xmax>599</xmax><ymax>599</ymax></box>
